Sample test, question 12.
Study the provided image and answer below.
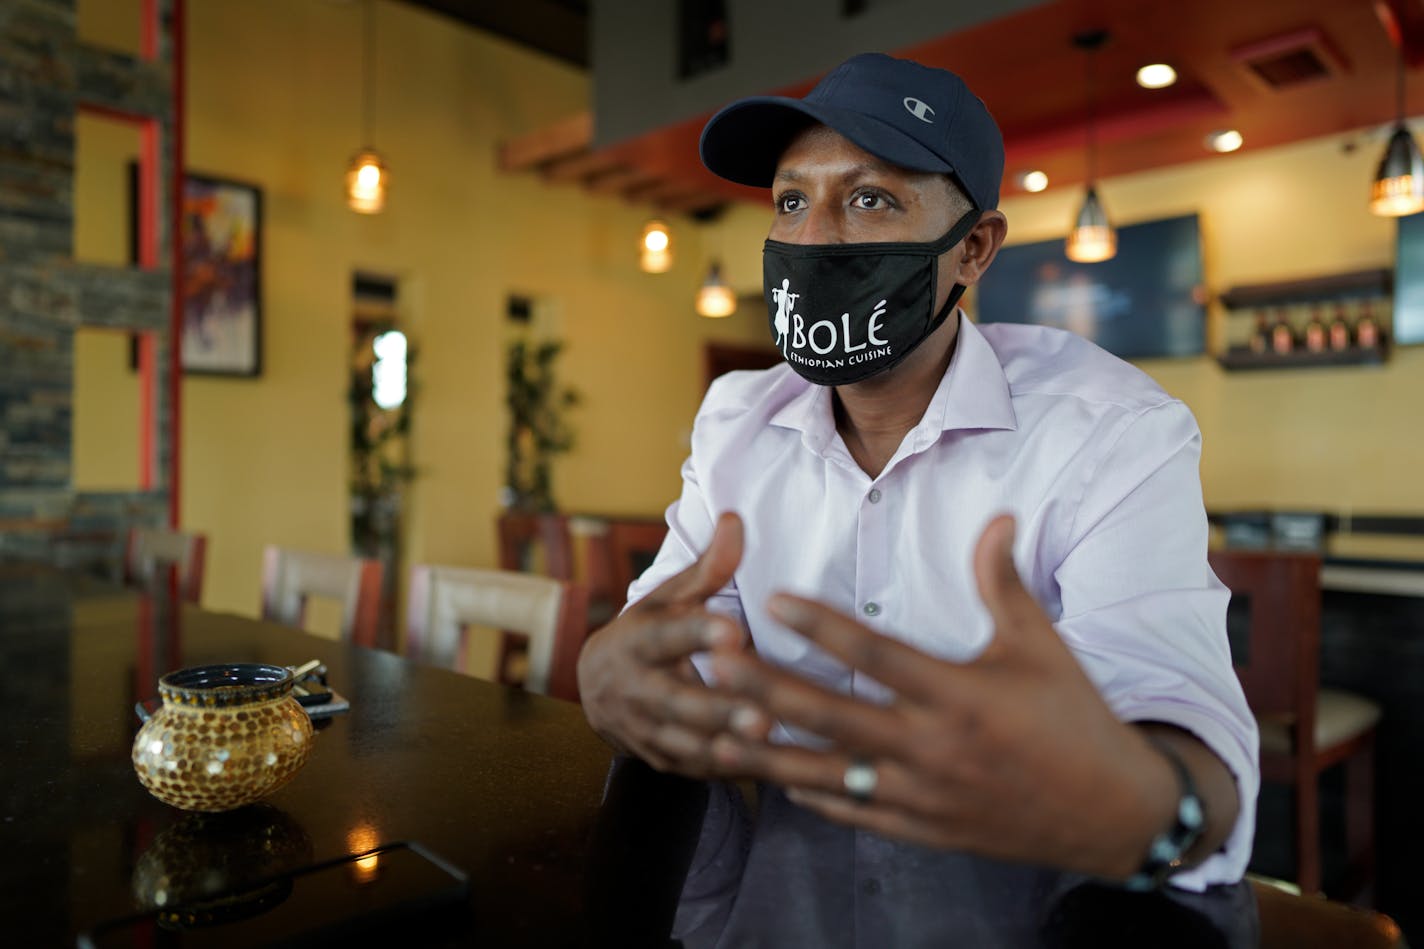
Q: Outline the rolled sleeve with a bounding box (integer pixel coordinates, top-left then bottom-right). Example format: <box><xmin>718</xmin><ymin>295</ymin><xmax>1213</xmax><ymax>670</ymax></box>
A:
<box><xmin>1053</xmin><ymin>402</ymin><xmax>1259</xmax><ymax>890</ymax></box>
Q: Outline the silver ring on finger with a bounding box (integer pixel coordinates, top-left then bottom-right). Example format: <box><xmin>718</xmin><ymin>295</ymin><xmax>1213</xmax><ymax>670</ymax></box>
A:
<box><xmin>842</xmin><ymin>758</ymin><xmax>878</xmax><ymax>805</ymax></box>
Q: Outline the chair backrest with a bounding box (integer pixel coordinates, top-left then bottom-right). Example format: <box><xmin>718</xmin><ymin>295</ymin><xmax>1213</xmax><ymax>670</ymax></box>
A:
<box><xmin>1207</xmin><ymin>548</ymin><xmax>1320</xmax><ymax>730</ymax></box>
<box><xmin>606</xmin><ymin>519</ymin><xmax>669</xmax><ymax>614</ymax></box>
<box><xmin>405</xmin><ymin>565</ymin><xmax>589</xmax><ymax>701</ymax></box>
<box><xmin>124</xmin><ymin>527</ymin><xmax>208</xmax><ymax>604</ymax></box>
<box><xmin>496</xmin><ymin>512</ymin><xmax>574</xmax><ymax>581</ymax></box>
<box><xmin>261</xmin><ymin>546</ymin><xmax>384</xmax><ymax>647</ymax></box>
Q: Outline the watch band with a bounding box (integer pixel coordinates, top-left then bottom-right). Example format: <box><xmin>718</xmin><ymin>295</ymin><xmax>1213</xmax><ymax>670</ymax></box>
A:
<box><xmin>1123</xmin><ymin>737</ymin><xmax>1206</xmax><ymax>892</ymax></box>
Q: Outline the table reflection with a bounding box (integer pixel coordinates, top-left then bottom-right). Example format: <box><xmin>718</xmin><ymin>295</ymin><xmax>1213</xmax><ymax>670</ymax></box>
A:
<box><xmin>131</xmin><ymin>804</ymin><xmax>312</xmax><ymax>925</ymax></box>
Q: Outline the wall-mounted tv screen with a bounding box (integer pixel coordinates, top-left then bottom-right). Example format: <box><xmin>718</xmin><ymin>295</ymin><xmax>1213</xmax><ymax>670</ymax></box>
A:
<box><xmin>976</xmin><ymin>213</ymin><xmax>1206</xmax><ymax>359</ymax></box>
<box><xmin>1392</xmin><ymin>211</ymin><xmax>1424</xmax><ymax>345</ymax></box>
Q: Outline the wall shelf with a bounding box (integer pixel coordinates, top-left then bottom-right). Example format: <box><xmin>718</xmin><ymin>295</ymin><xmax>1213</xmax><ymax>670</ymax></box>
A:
<box><xmin>1217</xmin><ymin>268</ymin><xmax>1392</xmax><ymax>371</ymax></box>
<box><xmin>1216</xmin><ymin>345</ymin><xmax>1387</xmax><ymax>371</ymax></box>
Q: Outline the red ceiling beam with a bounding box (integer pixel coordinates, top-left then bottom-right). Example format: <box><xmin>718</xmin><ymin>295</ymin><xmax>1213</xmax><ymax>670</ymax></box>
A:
<box><xmin>1375</xmin><ymin>0</ymin><xmax>1424</xmax><ymax>67</ymax></box>
<box><xmin>1003</xmin><ymin>88</ymin><xmax>1227</xmax><ymax>164</ymax></box>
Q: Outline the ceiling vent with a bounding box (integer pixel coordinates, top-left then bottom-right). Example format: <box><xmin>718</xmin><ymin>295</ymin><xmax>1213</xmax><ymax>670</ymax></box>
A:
<box><xmin>1231</xmin><ymin>27</ymin><xmax>1346</xmax><ymax>91</ymax></box>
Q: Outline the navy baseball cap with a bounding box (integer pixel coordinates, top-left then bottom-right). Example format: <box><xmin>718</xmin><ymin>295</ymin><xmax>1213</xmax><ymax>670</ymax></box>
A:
<box><xmin>699</xmin><ymin>52</ymin><xmax>1004</xmax><ymax>210</ymax></box>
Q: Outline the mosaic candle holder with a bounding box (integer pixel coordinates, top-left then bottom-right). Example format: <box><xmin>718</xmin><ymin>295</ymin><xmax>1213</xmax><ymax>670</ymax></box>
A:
<box><xmin>132</xmin><ymin>664</ymin><xmax>314</xmax><ymax>812</ymax></box>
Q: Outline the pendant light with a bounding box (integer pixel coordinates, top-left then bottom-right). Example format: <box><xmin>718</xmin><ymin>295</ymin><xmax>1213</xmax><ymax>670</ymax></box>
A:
<box><xmin>346</xmin><ymin>0</ymin><xmax>389</xmax><ymax>213</ymax></box>
<box><xmin>639</xmin><ymin>219</ymin><xmax>673</xmax><ymax>273</ymax></box>
<box><xmin>1371</xmin><ymin>44</ymin><xmax>1424</xmax><ymax>217</ymax></box>
<box><xmin>695</xmin><ymin>261</ymin><xmax>736</xmax><ymax>318</ymax></box>
<box><xmin>1066</xmin><ymin>30</ymin><xmax>1117</xmax><ymax>263</ymax></box>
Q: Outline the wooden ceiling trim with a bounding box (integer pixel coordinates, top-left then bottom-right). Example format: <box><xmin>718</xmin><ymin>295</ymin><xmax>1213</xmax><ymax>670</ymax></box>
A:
<box><xmin>496</xmin><ymin>111</ymin><xmax>592</xmax><ymax>172</ymax></box>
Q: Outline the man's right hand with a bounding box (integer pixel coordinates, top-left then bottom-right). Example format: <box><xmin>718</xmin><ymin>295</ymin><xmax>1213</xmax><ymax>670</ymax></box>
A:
<box><xmin>577</xmin><ymin>513</ymin><xmax>760</xmax><ymax>776</ymax></box>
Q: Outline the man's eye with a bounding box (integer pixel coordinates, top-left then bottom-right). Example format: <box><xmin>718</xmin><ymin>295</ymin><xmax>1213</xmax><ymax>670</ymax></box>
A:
<box><xmin>854</xmin><ymin>192</ymin><xmax>885</xmax><ymax>209</ymax></box>
<box><xmin>777</xmin><ymin>194</ymin><xmax>804</xmax><ymax>213</ymax></box>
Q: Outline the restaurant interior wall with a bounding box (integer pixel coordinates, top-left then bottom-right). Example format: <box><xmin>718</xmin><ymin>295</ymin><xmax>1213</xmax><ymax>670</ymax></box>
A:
<box><xmin>74</xmin><ymin>0</ymin><xmax>1424</xmax><ymax>622</ymax></box>
<box><xmin>995</xmin><ymin>129</ymin><xmax>1424</xmax><ymax>548</ymax></box>
<box><xmin>82</xmin><ymin>0</ymin><xmax>767</xmax><ymax>618</ymax></box>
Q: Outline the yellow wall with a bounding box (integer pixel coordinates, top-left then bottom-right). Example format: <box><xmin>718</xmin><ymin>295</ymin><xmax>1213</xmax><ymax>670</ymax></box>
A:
<box><xmin>996</xmin><ymin>133</ymin><xmax>1424</xmax><ymax>516</ymax></box>
<box><xmin>76</xmin><ymin>0</ymin><xmax>144</xmax><ymax>58</ymax></box>
<box><xmin>178</xmin><ymin>0</ymin><xmax>767</xmax><ymax>617</ymax></box>
<box><xmin>71</xmin><ymin>113</ymin><xmax>143</xmax><ymax>491</ymax></box>
<box><xmin>71</xmin><ymin>328</ymin><xmax>142</xmax><ymax>491</ymax></box>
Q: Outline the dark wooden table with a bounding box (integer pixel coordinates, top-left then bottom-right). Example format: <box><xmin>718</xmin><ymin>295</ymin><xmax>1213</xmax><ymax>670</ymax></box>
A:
<box><xmin>0</xmin><ymin>565</ymin><xmax>1406</xmax><ymax>947</ymax></box>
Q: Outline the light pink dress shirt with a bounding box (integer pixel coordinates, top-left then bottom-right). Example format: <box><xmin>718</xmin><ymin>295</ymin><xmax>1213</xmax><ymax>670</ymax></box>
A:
<box><xmin>625</xmin><ymin>313</ymin><xmax>1259</xmax><ymax>890</ymax></box>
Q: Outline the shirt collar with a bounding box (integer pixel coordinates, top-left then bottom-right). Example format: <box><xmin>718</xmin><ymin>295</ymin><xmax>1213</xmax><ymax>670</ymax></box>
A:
<box><xmin>768</xmin><ymin>312</ymin><xmax>1018</xmax><ymax>452</ymax></box>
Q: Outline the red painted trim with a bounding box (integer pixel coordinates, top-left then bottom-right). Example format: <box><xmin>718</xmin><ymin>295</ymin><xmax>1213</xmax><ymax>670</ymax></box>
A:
<box><xmin>1376</xmin><ymin>0</ymin><xmax>1424</xmax><ymax>67</ymax></box>
<box><xmin>169</xmin><ymin>0</ymin><xmax>186</xmax><ymax>528</ymax></box>
<box><xmin>138</xmin><ymin>122</ymin><xmax>160</xmax><ymax>269</ymax></box>
<box><xmin>141</xmin><ymin>0</ymin><xmax>159</xmax><ymax>61</ymax></box>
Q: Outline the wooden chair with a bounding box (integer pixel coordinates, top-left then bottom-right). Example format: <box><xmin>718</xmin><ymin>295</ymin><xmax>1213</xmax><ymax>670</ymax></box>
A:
<box><xmin>496</xmin><ymin>512</ymin><xmax>574</xmax><ymax>581</ymax></box>
<box><xmin>606</xmin><ymin>519</ymin><xmax>669</xmax><ymax>615</ymax></box>
<box><xmin>261</xmin><ymin>546</ymin><xmax>384</xmax><ymax>648</ymax></box>
<box><xmin>123</xmin><ymin>526</ymin><xmax>207</xmax><ymax>603</ymax></box>
<box><xmin>405</xmin><ymin>565</ymin><xmax>589</xmax><ymax>702</ymax></box>
<box><xmin>1208</xmin><ymin>549</ymin><xmax>1380</xmax><ymax>897</ymax></box>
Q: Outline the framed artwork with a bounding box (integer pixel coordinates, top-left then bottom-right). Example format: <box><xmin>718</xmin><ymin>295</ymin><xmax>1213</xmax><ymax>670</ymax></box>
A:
<box><xmin>977</xmin><ymin>214</ymin><xmax>1206</xmax><ymax>360</ymax></box>
<box><xmin>181</xmin><ymin>173</ymin><xmax>263</xmax><ymax>376</ymax></box>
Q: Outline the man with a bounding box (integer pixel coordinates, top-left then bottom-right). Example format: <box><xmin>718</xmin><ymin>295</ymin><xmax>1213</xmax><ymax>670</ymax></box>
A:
<box><xmin>578</xmin><ymin>52</ymin><xmax>1257</xmax><ymax>903</ymax></box>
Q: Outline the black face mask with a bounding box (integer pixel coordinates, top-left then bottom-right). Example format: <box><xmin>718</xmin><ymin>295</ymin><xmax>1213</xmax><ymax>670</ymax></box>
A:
<box><xmin>763</xmin><ymin>208</ymin><xmax>980</xmax><ymax>386</ymax></box>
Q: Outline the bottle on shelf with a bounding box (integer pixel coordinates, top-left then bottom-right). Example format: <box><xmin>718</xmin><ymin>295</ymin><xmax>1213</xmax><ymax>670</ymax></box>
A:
<box><xmin>1328</xmin><ymin>302</ymin><xmax>1352</xmax><ymax>351</ymax></box>
<box><xmin>1270</xmin><ymin>308</ymin><xmax>1295</xmax><ymax>354</ymax></box>
<box><xmin>1304</xmin><ymin>305</ymin><xmax>1327</xmax><ymax>353</ymax></box>
<box><xmin>1356</xmin><ymin>300</ymin><xmax>1381</xmax><ymax>349</ymax></box>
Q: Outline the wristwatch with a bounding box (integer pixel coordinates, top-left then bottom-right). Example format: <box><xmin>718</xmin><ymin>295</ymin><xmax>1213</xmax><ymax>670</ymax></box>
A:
<box><xmin>1123</xmin><ymin>738</ymin><xmax>1206</xmax><ymax>891</ymax></box>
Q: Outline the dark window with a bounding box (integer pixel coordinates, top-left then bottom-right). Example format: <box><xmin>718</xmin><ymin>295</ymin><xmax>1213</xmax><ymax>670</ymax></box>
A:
<box><xmin>678</xmin><ymin>0</ymin><xmax>729</xmax><ymax>80</ymax></box>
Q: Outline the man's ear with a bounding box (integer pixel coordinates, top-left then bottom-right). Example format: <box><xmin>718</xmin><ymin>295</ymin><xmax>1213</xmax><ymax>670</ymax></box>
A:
<box><xmin>956</xmin><ymin>211</ymin><xmax>1008</xmax><ymax>287</ymax></box>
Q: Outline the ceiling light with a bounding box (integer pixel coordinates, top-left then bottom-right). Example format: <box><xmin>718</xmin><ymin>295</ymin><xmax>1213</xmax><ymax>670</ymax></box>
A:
<box><xmin>1372</xmin><ymin>47</ymin><xmax>1424</xmax><ymax>217</ymax></box>
<box><xmin>1067</xmin><ymin>31</ymin><xmax>1116</xmax><ymax>263</ymax></box>
<box><xmin>640</xmin><ymin>220</ymin><xmax>673</xmax><ymax>273</ymax></box>
<box><xmin>346</xmin><ymin>149</ymin><xmax>388</xmax><ymax>213</ymax></box>
<box><xmin>1066</xmin><ymin>186</ymin><xmax>1117</xmax><ymax>263</ymax></box>
<box><xmin>695</xmin><ymin>261</ymin><xmax>736</xmax><ymax>318</ymax></box>
<box><xmin>1136</xmin><ymin>63</ymin><xmax>1177</xmax><ymax>89</ymax></box>
<box><xmin>1205</xmin><ymin>129</ymin><xmax>1244</xmax><ymax>153</ymax></box>
<box><xmin>1019</xmin><ymin>170</ymin><xmax>1049</xmax><ymax>193</ymax></box>
<box><xmin>346</xmin><ymin>0</ymin><xmax>388</xmax><ymax>214</ymax></box>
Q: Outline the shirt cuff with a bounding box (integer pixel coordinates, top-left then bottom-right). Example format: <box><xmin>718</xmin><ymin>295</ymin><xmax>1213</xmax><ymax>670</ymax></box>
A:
<box><xmin>1121</xmin><ymin>701</ymin><xmax>1260</xmax><ymax>891</ymax></box>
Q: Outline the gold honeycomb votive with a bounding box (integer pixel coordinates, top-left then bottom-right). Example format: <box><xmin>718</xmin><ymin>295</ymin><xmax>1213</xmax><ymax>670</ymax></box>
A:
<box><xmin>132</xmin><ymin>664</ymin><xmax>314</xmax><ymax>812</ymax></box>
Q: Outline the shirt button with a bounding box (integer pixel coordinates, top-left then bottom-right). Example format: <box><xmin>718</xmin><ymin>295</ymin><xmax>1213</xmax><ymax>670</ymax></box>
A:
<box><xmin>862</xmin><ymin>878</ymin><xmax>881</xmax><ymax>895</ymax></box>
<box><xmin>863</xmin><ymin>602</ymin><xmax>881</xmax><ymax>617</ymax></box>
<box><xmin>867</xmin><ymin>489</ymin><xmax>882</xmax><ymax>504</ymax></box>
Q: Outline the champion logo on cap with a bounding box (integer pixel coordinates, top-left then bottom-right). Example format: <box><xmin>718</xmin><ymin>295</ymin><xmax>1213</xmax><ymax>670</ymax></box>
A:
<box><xmin>903</xmin><ymin>97</ymin><xmax>935</xmax><ymax>123</ymax></box>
